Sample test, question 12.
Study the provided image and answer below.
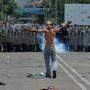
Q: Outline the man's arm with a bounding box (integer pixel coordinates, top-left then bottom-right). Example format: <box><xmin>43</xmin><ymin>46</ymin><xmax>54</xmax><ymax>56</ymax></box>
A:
<box><xmin>54</xmin><ymin>20</ymin><xmax>72</xmax><ymax>32</ymax></box>
<box><xmin>22</xmin><ymin>28</ymin><xmax>45</xmax><ymax>33</ymax></box>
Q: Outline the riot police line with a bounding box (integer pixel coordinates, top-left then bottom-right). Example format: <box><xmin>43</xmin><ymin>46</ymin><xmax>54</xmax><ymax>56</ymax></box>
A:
<box><xmin>0</xmin><ymin>23</ymin><xmax>42</xmax><ymax>52</ymax></box>
<box><xmin>67</xmin><ymin>25</ymin><xmax>90</xmax><ymax>51</ymax></box>
<box><xmin>0</xmin><ymin>23</ymin><xmax>90</xmax><ymax>52</ymax></box>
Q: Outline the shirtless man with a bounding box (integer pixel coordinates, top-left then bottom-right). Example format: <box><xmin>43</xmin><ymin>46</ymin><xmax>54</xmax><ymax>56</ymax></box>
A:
<box><xmin>23</xmin><ymin>20</ymin><xmax>71</xmax><ymax>78</ymax></box>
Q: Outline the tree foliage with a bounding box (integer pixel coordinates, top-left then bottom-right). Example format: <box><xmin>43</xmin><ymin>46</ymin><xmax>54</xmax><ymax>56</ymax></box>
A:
<box><xmin>0</xmin><ymin>0</ymin><xmax>17</xmax><ymax>22</ymax></box>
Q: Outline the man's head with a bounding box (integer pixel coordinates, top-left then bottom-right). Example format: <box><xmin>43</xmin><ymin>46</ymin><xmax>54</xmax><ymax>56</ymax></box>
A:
<box><xmin>61</xmin><ymin>23</ymin><xmax>66</xmax><ymax>27</ymax></box>
<box><xmin>46</xmin><ymin>20</ymin><xmax>53</xmax><ymax>30</ymax></box>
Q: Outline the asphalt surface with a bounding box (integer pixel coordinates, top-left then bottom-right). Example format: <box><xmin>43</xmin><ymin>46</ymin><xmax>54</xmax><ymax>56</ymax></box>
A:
<box><xmin>0</xmin><ymin>52</ymin><xmax>90</xmax><ymax>90</ymax></box>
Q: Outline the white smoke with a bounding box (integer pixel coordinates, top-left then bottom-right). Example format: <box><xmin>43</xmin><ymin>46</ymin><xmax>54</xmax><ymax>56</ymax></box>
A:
<box><xmin>54</xmin><ymin>38</ymin><xmax>68</xmax><ymax>53</ymax></box>
<box><xmin>39</xmin><ymin>34</ymin><xmax>45</xmax><ymax>51</ymax></box>
<box><xmin>39</xmin><ymin>35</ymin><xmax>68</xmax><ymax>53</ymax></box>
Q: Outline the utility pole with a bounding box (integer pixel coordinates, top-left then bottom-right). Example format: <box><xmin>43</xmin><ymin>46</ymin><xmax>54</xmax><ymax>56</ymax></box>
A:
<box><xmin>55</xmin><ymin>0</ymin><xmax>58</xmax><ymax>24</ymax></box>
<box><xmin>1</xmin><ymin>0</ymin><xmax>4</xmax><ymax>22</ymax></box>
<box><xmin>49</xmin><ymin>0</ymin><xmax>52</xmax><ymax>19</ymax></box>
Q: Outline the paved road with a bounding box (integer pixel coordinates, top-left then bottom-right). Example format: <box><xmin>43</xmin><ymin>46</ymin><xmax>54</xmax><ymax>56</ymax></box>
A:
<box><xmin>0</xmin><ymin>52</ymin><xmax>90</xmax><ymax>90</ymax></box>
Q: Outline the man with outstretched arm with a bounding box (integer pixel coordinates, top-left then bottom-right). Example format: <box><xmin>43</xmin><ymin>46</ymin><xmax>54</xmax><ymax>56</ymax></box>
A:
<box><xmin>23</xmin><ymin>20</ymin><xmax>71</xmax><ymax>78</ymax></box>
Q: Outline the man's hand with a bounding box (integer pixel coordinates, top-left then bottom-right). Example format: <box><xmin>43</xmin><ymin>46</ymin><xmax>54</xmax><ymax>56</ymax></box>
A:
<box><xmin>67</xmin><ymin>20</ymin><xmax>72</xmax><ymax>25</ymax></box>
<box><xmin>65</xmin><ymin>20</ymin><xmax>72</xmax><ymax>28</ymax></box>
<box><xmin>22</xmin><ymin>28</ymin><xmax>28</xmax><ymax>32</ymax></box>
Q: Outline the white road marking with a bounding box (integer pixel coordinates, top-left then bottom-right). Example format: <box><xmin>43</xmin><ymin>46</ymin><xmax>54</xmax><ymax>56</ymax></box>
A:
<box><xmin>57</xmin><ymin>55</ymin><xmax>90</xmax><ymax>85</ymax></box>
<box><xmin>60</xmin><ymin>64</ymin><xmax>87</xmax><ymax>90</ymax></box>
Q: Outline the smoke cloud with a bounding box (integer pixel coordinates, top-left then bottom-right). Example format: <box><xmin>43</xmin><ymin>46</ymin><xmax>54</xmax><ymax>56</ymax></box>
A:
<box><xmin>39</xmin><ymin>35</ymin><xmax>68</xmax><ymax>53</ymax></box>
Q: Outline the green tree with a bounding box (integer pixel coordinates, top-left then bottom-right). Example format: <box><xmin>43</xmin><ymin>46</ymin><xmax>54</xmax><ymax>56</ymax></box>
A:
<box><xmin>0</xmin><ymin>0</ymin><xmax>17</xmax><ymax>22</ymax></box>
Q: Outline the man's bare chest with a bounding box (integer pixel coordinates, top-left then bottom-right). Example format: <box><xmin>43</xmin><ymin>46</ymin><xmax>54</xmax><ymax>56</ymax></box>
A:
<box><xmin>44</xmin><ymin>30</ymin><xmax>55</xmax><ymax>37</ymax></box>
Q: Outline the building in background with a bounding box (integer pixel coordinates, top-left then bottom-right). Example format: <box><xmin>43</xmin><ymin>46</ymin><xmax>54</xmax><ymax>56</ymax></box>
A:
<box><xmin>16</xmin><ymin>0</ymin><xmax>44</xmax><ymax>8</ymax></box>
<box><xmin>65</xmin><ymin>4</ymin><xmax>90</xmax><ymax>25</ymax></box>
<box><xmin>15</xmin><ymin>0</ymin><xmax>49</xmax><ymax>24</ymax></box>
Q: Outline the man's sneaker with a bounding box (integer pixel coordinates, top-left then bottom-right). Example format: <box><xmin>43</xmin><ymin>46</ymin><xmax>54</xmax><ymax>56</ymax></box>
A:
<box><xmin>52</xmin><ymin>71</ymin><xmax>57</xmax><ymax>79</ymax></box>
<box><xmin>0</xmin><ymin>82</ymin><xmax>6</xmax><ymax>85</ymax></box>
<box><xmin>45</xmin><ymin>72</ymin><xmax>51</xmax><ymax>78</ymax></box>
